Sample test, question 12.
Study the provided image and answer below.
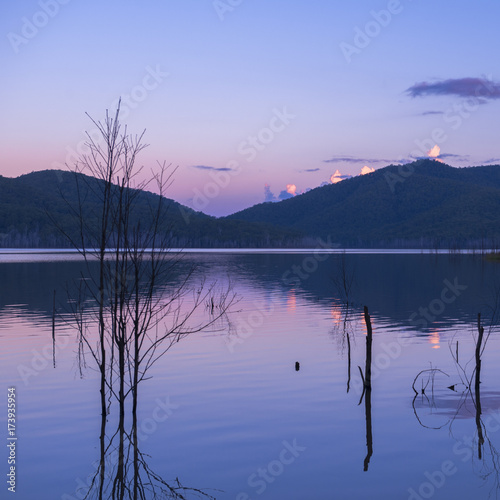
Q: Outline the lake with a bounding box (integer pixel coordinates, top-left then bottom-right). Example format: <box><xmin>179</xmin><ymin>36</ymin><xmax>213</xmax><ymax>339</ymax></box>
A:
<box><xmin>1</xmin><ymin>250</ymin><xmax>500</xmax><ymax>499</ymax></box>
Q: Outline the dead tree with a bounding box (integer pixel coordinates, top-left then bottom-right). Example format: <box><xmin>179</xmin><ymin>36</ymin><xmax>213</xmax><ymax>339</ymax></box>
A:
<box><xmin>61</xmin><ymin>103</ymin><xmax>234</xmax><ymax>499</ymax></box>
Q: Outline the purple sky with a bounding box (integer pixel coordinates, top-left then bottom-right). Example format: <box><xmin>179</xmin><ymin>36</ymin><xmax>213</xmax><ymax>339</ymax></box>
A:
<box><xmin>2</xmin><ymin>0</ymin><xmax>500</xmax><ymax>216</ymax></box>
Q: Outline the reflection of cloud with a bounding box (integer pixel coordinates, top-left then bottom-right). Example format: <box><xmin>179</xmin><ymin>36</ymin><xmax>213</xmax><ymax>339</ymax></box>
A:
<box><xmin>330</xmin><ymin>304</ymin><xmax>343</xmax><ymax>326</ymax></box>
<box><xmin>429</xmin><ymin>330</ymin><xmax>440</xmax><ymax>349</ymax></box>
<box><xmin>192</xmin><ymin>165</ymin><xmax>235</xmax><ymax>172</ymax></box>
<box><xmin>286</xmin><ymin>289</ymin><xmax>297</xmax><ymax>312</ymax></box>
<box><xmin>406</xmin><ymin>77</ymin><xmax>500</xmax><ymax>101</ymax></box>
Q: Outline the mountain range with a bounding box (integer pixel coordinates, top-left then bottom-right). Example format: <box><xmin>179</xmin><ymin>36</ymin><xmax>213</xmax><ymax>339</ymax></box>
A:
<box><xmin>1</xmin><ymin>160</ymin><xmax>499</xmax><ymax>248</ymax></box>
<box><xmin>0</xmin><ymin>170</ymin><xmax>301</xmax><ymax>248</ymax></box>
<box><xmin>227</xmin><ymin>159</ymin><xmax>500</xmax><ymax>248</ymax></box>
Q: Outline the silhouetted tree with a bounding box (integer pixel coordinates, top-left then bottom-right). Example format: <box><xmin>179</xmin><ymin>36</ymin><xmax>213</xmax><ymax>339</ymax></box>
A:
<box><xmin>62</xmin><ymin>102</ymin><xmax>233</xmax><ymax>499</ymax></box>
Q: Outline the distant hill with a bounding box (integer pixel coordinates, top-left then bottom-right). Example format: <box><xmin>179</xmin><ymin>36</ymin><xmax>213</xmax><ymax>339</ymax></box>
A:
<box><xmin>3</xmin><ymin>162</ymin><xmax>500</xmax><ymax>249</ymax></box>
<box><xmin>0</xmin><ymin>170</ymin><xmax>302</xmax><ymax>248</ymax></box>
<box><xmin>226</xmin><ymin>160</ymin><xmax>500</xmax><ymax>248</ymax></box>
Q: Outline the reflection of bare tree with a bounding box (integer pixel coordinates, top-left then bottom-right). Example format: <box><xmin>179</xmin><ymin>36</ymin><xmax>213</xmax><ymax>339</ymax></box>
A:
<box><xmin>329</xmin><ymin>301</ymin><xmax>354</xmax><ymax>393</ymax></box>
<box><xmin>59</xmin><ymin>104</ymin><xmax>234</xmax><ymax>499</ymax></box>
<box><xmin>411</xmin><ymin>367</ymin><xmax>450</xmax><ymax>430</ymax></box>
<box><xmin>412</xmin><ymin>314</ymin><xmax>500</xmax><ymax>496</ymax></box>
<box><xmin>332</xmin><ymin>252</ymin><xmax>355</xmax><ymax>310</ymax></box>
<box><xmin>346</xmin><ymin>318</ymin><xmax>352</xmax><ymax>393</ymax></box>
<box><xmin>81</xmin><ymin>399</ymin><xmax>218</xmax><ymax>500</ymax></box>
<box><xmin>464</xmin><ymin>316</ymin><xmax>500</xmax><ymax>496</ymax></box>
<box><xmin>331</xmin><ymin>252</ymin><xmax>356</xmax><ymax>393</ymax></box>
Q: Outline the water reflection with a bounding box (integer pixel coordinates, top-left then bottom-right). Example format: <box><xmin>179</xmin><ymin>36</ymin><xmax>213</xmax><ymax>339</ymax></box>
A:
<box><xmin>46</xmin><ymin>251</ymin><xmax>232</xmax><ymax>500</ymax></box>
<box><xmin>3</xmin><ymin>252</ymin><xmax>500</xmax><ymax>498</ymax></box>
<box><xmin>412</xmin><ymin>314</ymin><xmax>500</xmax><ymax>495</ymax></box>
<box><xmin>2</xmin><ymin>253</ymin><xmax>500</xmax><ymax>336</ymax></box>
<box><xmin>80</xmin><ymin>399</ymin><xmax>217</xmax><ymax>500</ymax></box>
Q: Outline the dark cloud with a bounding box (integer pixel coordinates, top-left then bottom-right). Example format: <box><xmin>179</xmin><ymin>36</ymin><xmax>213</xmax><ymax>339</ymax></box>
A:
<box><xmin>331</xmin><ymin>173</ymin><xmax>352</xmax><ymax>181</ymax></box>
<box><xmin>406</xmin><ymin>78</ymin><xmax>500</xmax><ymax>100</ymax></box>
<box><xmin>324</xmin><ymin>156</ymin><xmax>393</xmax><ymax>164</ymax></box>
<box><xmin>410</xmin><ymin>152</ymin><xmax>468</xmax><ymax>161</ymax></box>
<box><xmin>192</xmin><ymin>165</ymin><xmax>234</xmax><ymax>172</ymax></box>
<box><xmin>264</xmin><ymin>184</ymin><xmax>297</xmax><ymax>202</ymax></box>
<box><xmin>278</xmin><ymin>190</ymin><xmax>293</xmax><ymax>200</ymax></box>
<box><xmin>300</xmin><ymin>168</ymin><xmax>320</xmax><ymax>172</ymax></box>
<box><xmin>264</xmin><ymin>184</ymin><xmax>276</xmax><ymax>202</ymax></box>
<box><xmin>439</xmin><ymin>153</ymin><xmax>467</xmax><ymax>159</ymax></box>
<box><xmin>483</xmin><ymin>158</ymin><xmax>500</xmax><ymax>165</ymax></box>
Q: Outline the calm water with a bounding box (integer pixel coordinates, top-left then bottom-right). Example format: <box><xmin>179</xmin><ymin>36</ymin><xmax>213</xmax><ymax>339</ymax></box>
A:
<box><xmin>1</xmin><ymin>251</ymin><xmax>500</xmax><ymax>499</ymax></box>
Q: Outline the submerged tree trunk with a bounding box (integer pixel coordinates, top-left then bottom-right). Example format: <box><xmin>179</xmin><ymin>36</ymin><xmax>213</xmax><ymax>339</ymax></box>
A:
<box><xmin>475</xmin><ymin>313</ymin><xmax>485</xmax><ymax>459</ymax></box>
<box><xmin>363</xmin><ymin>306</ymin><xmax>373</xmax><ymax>471</ymax></box>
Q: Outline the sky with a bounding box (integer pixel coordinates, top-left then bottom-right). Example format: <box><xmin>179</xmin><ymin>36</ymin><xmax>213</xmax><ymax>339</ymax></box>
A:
<box><xmin>1</xmin><ymin>0</ymin><xmax>500</xmax><ymax>216</ymax></box>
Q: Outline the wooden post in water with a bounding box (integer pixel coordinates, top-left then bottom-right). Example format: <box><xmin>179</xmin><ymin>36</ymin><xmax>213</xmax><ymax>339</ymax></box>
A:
<box><xmin>363</xmin><ymin>306</ymin><xmax>372</xmax><ymax>390</ymax></box>
<box><xmin>52</xmin><ymin>289</ymin><xmax>56</xmax><ymax>368</ymax></box>
<box><xmin>346</xmin><ymin>332</ymin><xmax>351</xmax><ymax>393</ymax></box>
<box><xmin>363</xmin><ymin>306</ymin><xmax>373</xmax><ymax>471</ymax></box>
<box><xmin>475</xmin><ymin>313</ymin><xmax>485</xmax><ymax>459</ymax></box>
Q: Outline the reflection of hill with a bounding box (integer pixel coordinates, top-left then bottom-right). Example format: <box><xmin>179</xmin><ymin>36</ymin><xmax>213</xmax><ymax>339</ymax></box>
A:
<box><xmin>0</xmin><ymin>255</ymin><xmax>198</xmax><ymax>322</ymax></box>
<box><xmin>1</xmin><ymin>252</ymin><xmax>499</xmax><ymax>332</ymax></box>
<box><xmin>194</xmin><ymin>252</ymin><xmax>500</xmax><ymax>330</ymax></box>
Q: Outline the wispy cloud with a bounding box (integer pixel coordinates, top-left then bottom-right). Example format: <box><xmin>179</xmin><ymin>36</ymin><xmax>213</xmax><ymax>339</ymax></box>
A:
<box><xmin>420</xmin><ymin>110</ymin><xmax>445</xmax><ymax>116</ymax></box>
<box><xmin>410</xmin><ymin>144</ymin><xmax>468</xmax><ymax>162</ymax></box>
<box><xmin>439</xmin><ymin>153</ymin><xmax>467</xmax><ymax>159</ymax></box>
<box><xmin>192</xmin><ymin>165</ymin><xmax>235</xmax><ymax>172</ymax></box>
<box><xmin>406</xmin><ymin>77</ymin><xmax>500</xmax><ymax>100</ymax></box>
<box><xmin>324</xmin><ymin>156</ymin><xmax>393</xmax><ymax>164</ymax></box>
<box><xmin>300</xmin><ymin>168</ymin><xmax>320</xmax><ymax>172</ymax></box>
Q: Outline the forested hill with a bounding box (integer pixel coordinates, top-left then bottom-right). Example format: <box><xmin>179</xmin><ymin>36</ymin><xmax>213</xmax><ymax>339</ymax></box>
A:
<box><xmin>226</xmin><ymin>160</ymin><xmax>500</xmax><ymax>248</ymax></box>
<box><xmin>3</xmin><ymin>162</ymin><xmax>500</xmax><ymax>249</ymax></box>
<box><xmin>0</xmin><ymin>170</ymin><xmax>302</xmax><ymax>248</ymax></box>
